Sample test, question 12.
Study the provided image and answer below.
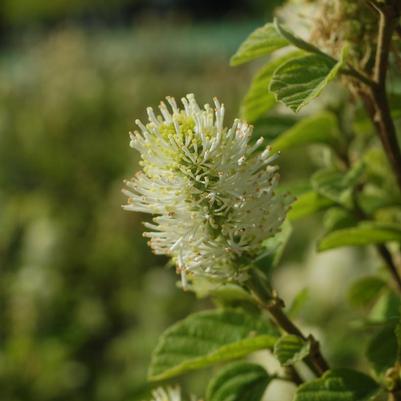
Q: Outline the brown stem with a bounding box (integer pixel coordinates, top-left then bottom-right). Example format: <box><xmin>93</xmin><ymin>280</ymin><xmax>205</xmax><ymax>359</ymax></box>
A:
<box><xmin>389</xmin><ymin>392</ymin><xmax>401</xmax><ymax>401</ymax></box>
<box><xmin>265</xmin><ymin>301</ymin><xmax>329</xmax><ymax>376</ymax></box>
<box><xmin>245</xmin><ymin>271</ymin><xmax>330</xmax><ymax>377</ymax></box>
<box><xmin>284</xmin><ymin>366</ymin><xmax>304</xmax><ymax>386</ymax></box>
<box><xmin>396</xmin><ymin>25</ymin><xmax>401</xmax><ymax>40</ymax></box>
<box><xmin>366</xmin><ymin>87</ymin><xmax>401</xmax><ymax>192</ymax></box>
<box><xmin>377</xmin><ymin>245</ymin><xmax>401</xmax><ymax>294</ymax></box>
<box><xmin>366</xmin><ymin>3</ymin><xmax>401</xmax><ymax>192</ymax></box>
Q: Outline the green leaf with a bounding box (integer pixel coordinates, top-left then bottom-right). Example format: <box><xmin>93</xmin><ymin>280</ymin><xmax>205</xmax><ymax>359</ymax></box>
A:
<box><xmin>269</xmin><ymin>53</ymin><xmax>344</xmax><ymax>112</ymax></box>
<box><xmin>288</xmin><ymin>191</ymin><xmax>335</xmax><ymax>221</ymax></box>
<box><xmin>254</xmin><ymin>219</ymin><xmax>292</xmax><ymax>274</ymax></box>
<box><xmin>311</xmin><ymin>169</ymin><xmax>351</xmax><ymax>206</ymax></box>
<box><xmin>367</xmin><ymin>325</ymin><xmax>398</xmax><ymax>376</ymax></box>
<box><xmin>271</xmin><ymin>111</ymin><xmax>343</xmax><ymax>152</ymax></box>
<box><xmin>206</xmin><ymin>362</ymin><xmax>271</xmax><ymax>401</ymax></box>
<box><xmin>369</xmin><ymin>290</ymin><xmax>401</xmax><ymax>323</ymax></box>
<box><xmin>312</xmin><ymin>163</ymin><xmax>364</xmax><ymax>207</ymax></box>
<box><xmin>323</xmin><ymin>208</ymin><xmax>358</xmax><ymax>233</ymax></box>
<box><xmin>274</xmin><ymin>335</ymin><xmax>310</xmax><ymax>366</ymax></box>
<box><xmin>273</xmin><ymin>19</ymin><xmax>335</xmax><ymax>60</ymax></box>
<box><xmin>252</xmin><ymin>115</ymin><xmax>298</xmax><ymax>142</ymax></box>
<box><xmin>318</xmin><ymin>222</ymin><xmax>401</xmax><ymax>252</ymax></box>
<box><xmin>148</xmin><ymin>309</ymin><xmax>278</xmax><ymax>381</ymax></box>
<box><xmin>241</xmin><ymin>52</ymin><xmax>302</xmax><ymax>122</ymax></box>
<box><xmin>294</xmin><ymin>369</ymin><xmax>378</xmax><ymax>401</ymax></box>
<box><xmin>230</xmin><ymin>23</ymin><xmax>289</xmax><ymax>66</ymax></box>
<box><xmin>348</xmin><ymin>276</ymin><xmax>386</xmax><ymax>308</ymax></box>
<box><xmin>288</xmin><ymin>288</ymin><xmax>310</xmax><ymax>318</ymax></box>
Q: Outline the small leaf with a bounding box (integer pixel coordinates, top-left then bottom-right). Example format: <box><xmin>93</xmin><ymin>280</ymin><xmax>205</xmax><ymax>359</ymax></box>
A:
<box><xmin>206</xmin><ymin>362</ymin><xmax>271</xmax><ymax>401</ymax></box>
<box><xmin>288</xmin><ymin>191</ymin><xmax>335</xmax><ymax>221</ymax></box>
<box><xmin>271</xmin><ymin>111</ymin><xmax>343</xmax><ymax>152</ymax></box>
<box><xmin>148</xmin><ymin>309</ymin><xmax>278</xmax><ymax>381</ymax></box>
<box><xmin>274</xmin><ymin>335</ymin><xmax>311</xmax><ymax>366</ymax></box>
<box><xmin>273</xmin><ymin>18</ymin><xmax>334</xmax><ymax>59</ymax></box>
<box><xmin>288</xmin><ymin>288</ymin><xmax>310</xmax><ymax>318</ymax></box>
<box><xmin>254</xmin><ymin>219</ymin><xmax>292</xmax><ymax>274</ymax></box>
<box><xmin>241</xmin><ymin>52</ymin><xmax>302</xmax><ymax>122</ymax></box>
<box><xmin>312</xmin><ymin>169</ymin><xmax>352</xmax><ymax>206</ymax></box>
<box><xmin>323</xmin><ymin>207</ymin><xmax>358</xmax><ymax>232</ymax></box>
<box><xmin>348</xmin><ymin>276</ymin><xmax>386</xmax><ymax>308</ymax></box>
<box><xmin>294</xmin><ymin>369</ymin><xmax>379</xmax><ymax>401</ymax></box>
<box><xmin>230</xmin><ymin>23</ymin><xmax>289</xmax><ymax>66</ymax></box>
<box><xmin>270</xmin><ymin>53</ymin><xmax>344</xmax><ymax>112</ymax></box>
<box><xmin>367</xmin><ymin>325</ymin><xmax>398</xmax><ymax>376</ymax></box>
<box><xmin>369</xmin><ymin>290</ymin><xmax>401</xmax><ymax>323</ymax></box>
<box><xmin>318</xmin><ymin>222</ymin><xmax>401</xmax><ymax>252</ymax></box>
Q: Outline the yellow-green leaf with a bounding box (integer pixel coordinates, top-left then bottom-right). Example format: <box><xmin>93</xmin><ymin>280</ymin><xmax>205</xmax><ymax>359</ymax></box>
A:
<box><xmin>148</xmin><ymin>309</ymin><xmax>278</xmax><ymax>381</ymax></box>
<box><xmin>230</xmin><ymin>23</ymin><xmax>289</xmax><ymax>66</ymax></box>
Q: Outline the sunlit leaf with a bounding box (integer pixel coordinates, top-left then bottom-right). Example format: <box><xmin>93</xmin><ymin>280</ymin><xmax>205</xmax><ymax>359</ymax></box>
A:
<box><xmin>288</xmin><ymin>191</ymin><xmax>335</xmax><ymax>221</ymax></box>
<box><xmin>270</xmin><ymin>51</ymin><xmax>345</xmax><ymax>112</ymax></box>
<box><xmin>273</xmin><ymin>19</ymin><xmax>333</xmax><ymax>58</ymax></box>
<box><xmin>148</xmin><ymin>309</ymin><xmax>278</xmax><ymax>381</ymax></box>
<box><xmin>230</xmin><ymin>23</ymin><xmax>289</xmax><ymax>66</ymax></box>
<box><xmin>241</xmin><ymin>52</ymin><xmax>302</xmax><ymax>122</ymax></box>
<box><xmin>318</xmin><ymin>222</ymin><xmax>401</xmax><ymax>251</ymax></box>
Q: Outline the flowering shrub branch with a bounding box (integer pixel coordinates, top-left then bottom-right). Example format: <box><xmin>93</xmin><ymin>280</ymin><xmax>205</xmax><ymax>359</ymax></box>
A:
<box><xmin>123</xmin><ymin>1</ymin><xmax>401</xmax><ymax>400</ymax></box>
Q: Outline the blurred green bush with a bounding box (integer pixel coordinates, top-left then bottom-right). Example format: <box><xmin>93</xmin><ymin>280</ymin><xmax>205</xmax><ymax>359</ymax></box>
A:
<box><xmin>0</xmin><ymin>22</ymin><xmax>254</xmax><ymax>401</ymax></box>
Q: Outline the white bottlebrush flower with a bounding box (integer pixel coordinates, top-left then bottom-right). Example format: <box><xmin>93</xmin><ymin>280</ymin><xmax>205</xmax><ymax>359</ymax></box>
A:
<box><xmin>123</xmin><ymin>94</ymin><xmax>292</xmax><ymax>287</ymax></box>
<box><xmin>148</xmin><ymin>387</ymin><xmax>185</xmax><ymax>401</ymax></box>
<box><xmin>148</xmin><ymin>387</ymin><xmax>200</xmax><ymax>401</ymax></box>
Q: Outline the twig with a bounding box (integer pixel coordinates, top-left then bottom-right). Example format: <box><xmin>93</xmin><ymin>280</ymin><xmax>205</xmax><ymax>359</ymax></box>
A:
<box><xmin>284</xmin><ymin>366</ymin><xmax>304</xmax><ymax>386</ymax></box>
<box><xmin>377</xmin><ymin>245</ymin><xmax>401</xmax><ymax>295</ymax></box>
<box><xmin>246</xmin><ymin>271</ymin><xmax>330</xmax><ymax>377</ymax></box>
<box><xmin>265</xmin><ymin>300</ymin><xmax>329</xmax><ymax>376</ymax></box>
<box><xmin>364</xmin><ymin>2</ymin><xmax>401</xmax><ymax>192</ymax></box>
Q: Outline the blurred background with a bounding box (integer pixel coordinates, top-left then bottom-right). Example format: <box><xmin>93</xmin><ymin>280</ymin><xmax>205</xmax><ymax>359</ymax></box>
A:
<box><xmin>0</xmin><ymin>1</ymin><xmax>380</xmax><ymax>400</ymax></box>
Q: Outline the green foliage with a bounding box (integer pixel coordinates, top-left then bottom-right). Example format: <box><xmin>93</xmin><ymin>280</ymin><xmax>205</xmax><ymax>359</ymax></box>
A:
<box><xmin>323</xmin><ymin>207</ymin><xmax>358</xmax><ymax>232</ymax></box>
<box><xmin>288</xmin><ymin>288</ymin><xmax>310</xmax><ymax>318</ymax></box>
<box><xmin>254</xmin><ymin>219</ymin><xmax>292</xmax><ymax>274</ymax></box>
<box><xmin>240</xmin><ymin>52</ymin><xmax>301</xmax><ymax>122</ymax></box>
<box><xmin>271</xmin><ymin>112</ymin><xmax>343</xmax><ymax>152</ymax></box>
<box><xmin>318</xmin><ymin>222</ymin><xmax>401</xmax><ymax>251</ymax></box>
<box><xmin>148</xmin><ymin>309</ymin><xmax>278</xmax><ymax>381</ymax></box>
<box><xmin>273</xmin><ymin>335</ymin><xmax>310</xmax><ymax>366</ymax></box>
<box><xmin>230</xmin><ymin>23</ymin><xmax>289</xmax><ymax>66</ymax></box>
<box><xmin>294</xmin><ymin>369</ymin><xmax>379</xmax><ymax>401</ymax></box>
<box><xmin>273</xmin><ymin>19</ymin><xmax>333</xmax><ymax>59</ymax></box>
<box><xmin>269</xmin><ymin>53</ymin><xmax>344</xmax><ymax>112</ymax></box>
<box><xmin>0</xmin><ymin>22</ymin><xmax>254</xmax><ymax>401</ymax></box>
<box><xmin>288</xmin><ymin>191</ymin><xmax>335</xmax><ymax>221</ymax></box>
<box><xmin>206</xmin><ymin>362</ymin><xmax>271</xmax><ymax>401</ymax></box>
<box><xmin>311</xmin><ymin>166</ymin><xmax>362</xmax><ymax>207</ymax></box>
<box><xmin>366</xmin><ymin>325</ymin><xmax>398</xmax><ymax>376</ymax></box>
<box><xmin>348</xmin><ymin>277</ymin><xmax>386</xmax><ymax>308</ymax></box>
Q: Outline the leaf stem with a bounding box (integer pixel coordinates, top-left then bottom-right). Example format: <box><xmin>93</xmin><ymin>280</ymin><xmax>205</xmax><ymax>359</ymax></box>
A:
<box><xmin>283</xmin><ymin>366</ymin><xmax>304</xmax><ymax>385</ymax></box>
